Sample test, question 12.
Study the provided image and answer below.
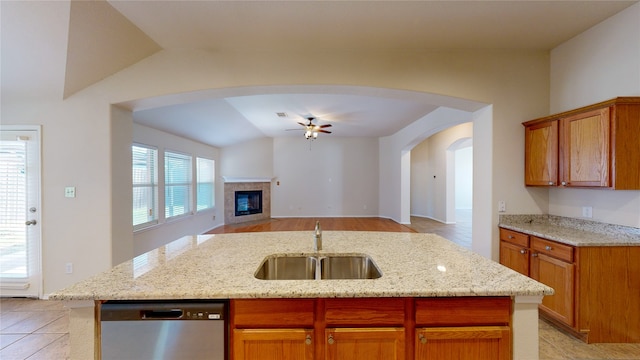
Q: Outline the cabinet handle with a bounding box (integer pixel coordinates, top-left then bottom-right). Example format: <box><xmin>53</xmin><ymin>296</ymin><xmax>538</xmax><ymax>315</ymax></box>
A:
<box><xmin>419</xmin><ymin>334</ymin><xmax>427</xmax><ymax>344</ymax></box>
<box><xmin>328</xmin><ymin>334</ymin><xmax>335</xmax><ymax>345</ymax></box>
<box><xmin>520</xmin><ymin>249</ymin><xmax>527</xmax><ymax>254</ymax></box>
<box><xmin>545</xmin><ymin>245</ymin><xmax>553</xmax><ymax>251</ymax></box>
<box><xmin>305</xmin><ymin>335</ymin><xmax>312</xmax><ymax>345</ymax></box>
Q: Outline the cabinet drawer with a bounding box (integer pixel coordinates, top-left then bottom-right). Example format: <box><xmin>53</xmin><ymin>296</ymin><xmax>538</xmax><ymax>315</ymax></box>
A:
<box><xmin>531</xmin><ymin>237</ymin><xmax>574</xmax><ymax>262</ymax></box>
<box><xmin>415</xmin><ymin>297</ymin><xmax>511</xmax><ymax>326</ymax></box>
<box><xmin>231</xmin><ymin>299</ymin><xmax>315</xmax><ymax>328</ymax></box>
<box><xmin>499</xmin><ymin>228</ymin><xmax>529</xmax><ymax>247</ymax></box>
<box><xmin>324</xmin><ymin>298</ymin><xmax>406</xmax><ymax>326</ymax></box>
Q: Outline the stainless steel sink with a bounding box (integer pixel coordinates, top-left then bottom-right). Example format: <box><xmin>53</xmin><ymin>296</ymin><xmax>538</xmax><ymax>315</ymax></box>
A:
<box><xmin>255</xmin><ymin>254</ymin><xmax>381</xmax><ymax>280</ymax></box>
<box><xmin>254</xmin><ymin>256</ymin><xmax>317</xmax><ymax>280</ymax></box>
<box><xmin>320</xmin><ymin>255</ymin><xmax>382</xmax><ymax>280</ymax></box>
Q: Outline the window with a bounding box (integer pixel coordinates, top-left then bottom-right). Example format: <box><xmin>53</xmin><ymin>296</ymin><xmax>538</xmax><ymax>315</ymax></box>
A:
<box><xmin>165</xmin><ymin>151</ymin><xmax>192</xmax><ymax>219</ymax></box>
<box><xmin>132</xmin><ymin>144</ymin><xmax>158</xmax><ymax>230</ymax></box>
<box><xmin>196</xmin><ymin>157</ymin><xmax>215</xmax><ymax>211</ymax></box>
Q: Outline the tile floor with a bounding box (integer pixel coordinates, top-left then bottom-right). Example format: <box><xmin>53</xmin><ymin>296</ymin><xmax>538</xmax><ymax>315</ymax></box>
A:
<box><xmin>0</xmin><ymin>298</ymin><xmax>69</xmax><ymax>360</ymax></box>
<box><xmin>2</xmin><ymin>213</ymin><xmax>639</xmax><ymax>359</ymax></box>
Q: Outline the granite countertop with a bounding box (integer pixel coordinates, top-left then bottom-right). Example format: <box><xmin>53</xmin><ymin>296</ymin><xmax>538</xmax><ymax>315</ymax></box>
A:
<box><xmin>50</xmin><ymin>231</ymin><xmax>552</xmax><ymax>301</ymax></box>
<box><xmin>499</xmin><ymin>215</ymin><xmax>640</xmax><ymax>247</ymax></box>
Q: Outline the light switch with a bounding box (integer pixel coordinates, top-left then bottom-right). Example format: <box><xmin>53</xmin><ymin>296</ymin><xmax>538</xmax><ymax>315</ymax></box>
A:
<box><xmin>65</xmin><ymin>187</ymin><xmax>76</xmax><ymax>198</ymax></box>
<box><xmin>498</xmin><ymin>200</ymin><xmax>506</xmax><ymax>212</ymax></box>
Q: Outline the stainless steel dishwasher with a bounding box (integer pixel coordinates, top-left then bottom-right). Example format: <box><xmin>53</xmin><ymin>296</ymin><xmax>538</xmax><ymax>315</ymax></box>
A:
<box><xmin>100</xmin><ymin>300</ymin><xmax>227</xmax><ymax>360</ymax></box>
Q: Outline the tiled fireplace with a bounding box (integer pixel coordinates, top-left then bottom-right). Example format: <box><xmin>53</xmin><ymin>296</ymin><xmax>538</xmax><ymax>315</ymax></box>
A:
<box><xmin>223</xmin><ymin>177</ymin><xmax>272</xmax><ymax>224</ymax></box>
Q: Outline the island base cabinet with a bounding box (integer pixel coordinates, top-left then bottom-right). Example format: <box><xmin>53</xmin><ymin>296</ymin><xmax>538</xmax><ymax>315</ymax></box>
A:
<box><xmin>415</xmin><ymin>326</ymin><xmax>511</xmax><ymax>360</ymax></box>
<box><xmin>233</xmin><ymin>329</ymin><xmax>314</xmax><ymax>360</ymax></box>
<box><xmin>324</xmin><ymin>328</ymin><xmax>405</xmax><ymax>360</ymax></box>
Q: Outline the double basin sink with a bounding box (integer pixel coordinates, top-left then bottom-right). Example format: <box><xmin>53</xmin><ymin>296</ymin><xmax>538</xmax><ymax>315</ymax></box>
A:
<box><xmin>255</xmin><ymin>254</ymin><xmax>382</xmax><ymax>280</ymax></box>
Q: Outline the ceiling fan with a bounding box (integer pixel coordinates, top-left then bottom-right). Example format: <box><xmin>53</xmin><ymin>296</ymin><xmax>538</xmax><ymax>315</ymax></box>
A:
<box><xmin>293</xmin><ymin>117</ymin><xmax>332</xmax><ymax>140</ymax></box>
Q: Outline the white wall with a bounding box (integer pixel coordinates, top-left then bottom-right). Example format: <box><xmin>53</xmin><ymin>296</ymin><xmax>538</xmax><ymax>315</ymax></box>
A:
<box><xmin>410</xmin><ymin>122</ymin><xmax>473</xmax><ymax>222</ymax></box>
<box><xmin>220</xmin><ymin>137</ymin><xmax>274</xmax><ymax>179</ymax></box>
<box><xmin>549</xmin><ymin>2</ymin><xmax>640</xmax><ymax>227</ymax></box>
<box><xmin>455</xmin><ymin>147</ymin><xmax>473</xmax><ymax>210</ymax></box>
<box><xmin>132</xmin><ymin>123</ymin><xmax>221</xmax><ymax>254</ymax></box>
<box><xmin>272</xmin><ymin>137</ymin><xmax>379</xmax><ymax>217</ymax></box>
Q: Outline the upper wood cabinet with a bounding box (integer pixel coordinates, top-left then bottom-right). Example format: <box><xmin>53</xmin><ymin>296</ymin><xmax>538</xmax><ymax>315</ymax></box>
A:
<box><xmin>525</xmin><ymin>120</ymin><xmax>558</xmax><ymax>186</ymax></box>
<box><xmin>523</xmin><ymin>97</ymin><xmax>640</xmax><ymax>189</ymax></box>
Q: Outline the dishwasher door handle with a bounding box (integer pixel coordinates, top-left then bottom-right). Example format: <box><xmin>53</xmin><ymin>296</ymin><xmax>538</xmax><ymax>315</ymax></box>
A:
<box><xmin>141</xmin><ymin>309</ymin><xmax>183</xmax><ymax>319</ymax></box>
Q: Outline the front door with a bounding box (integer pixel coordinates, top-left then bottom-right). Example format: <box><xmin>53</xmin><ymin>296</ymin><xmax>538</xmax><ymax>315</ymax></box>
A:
<box><xmin>0</xmin><ymin>128</ymin><xmax>41</xmax><ymax>297</ymax></box>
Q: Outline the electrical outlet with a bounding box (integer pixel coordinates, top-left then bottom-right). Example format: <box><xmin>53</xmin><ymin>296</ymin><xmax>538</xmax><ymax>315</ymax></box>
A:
<box><xmin>498</xmin><ymin>201</ymin><xmax>506</xmax><ymax>212</ymax></box>
<box><xmin>582</xmin><ymin>206</ymin><xmax>593</xmax><ymax>218</ymax></box>
<box><xmin>65</xmin><ymin>263</ymin><xmax>73</xmax><ymax>274</ymax></box>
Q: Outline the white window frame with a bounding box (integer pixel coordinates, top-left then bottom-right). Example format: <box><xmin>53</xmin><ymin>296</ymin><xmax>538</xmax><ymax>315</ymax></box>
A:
<box><xmin>164</xmin><ymin>150</ymin><xmax>192</xmax><ymax>220</ymax></box>
<box><xmin>132</xmin><ymin>144</ymin><xmax>158</xmax><ymax>231</ymax></box>
<box><xmin>196</xmin><ymin>157</ymin><xmax>215</xmax><ymax>212</ymax></box>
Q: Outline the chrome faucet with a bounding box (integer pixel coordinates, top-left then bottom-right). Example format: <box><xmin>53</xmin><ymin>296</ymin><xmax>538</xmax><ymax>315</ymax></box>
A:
<box><xmin>314</xmin><ymin>221</ymin><xmax>322</xmax><ymax>251</ymax></box>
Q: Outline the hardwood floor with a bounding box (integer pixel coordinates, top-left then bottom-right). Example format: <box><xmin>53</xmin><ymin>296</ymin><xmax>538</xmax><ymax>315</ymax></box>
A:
<box><xmin>2</xmin><ymin>215</ymin><xmax>638</xmax><ymax>359</ymax></box>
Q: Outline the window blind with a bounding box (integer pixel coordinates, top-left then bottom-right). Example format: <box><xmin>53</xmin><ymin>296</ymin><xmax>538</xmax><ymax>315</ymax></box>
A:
<box><xmin>132</xmin><ymin>144</ymin><xmax>158</xmax><ymax>230</ymax></box>
<box><xmin>165</xmin><ymin>151</ymin><xmax>192</xmax><ymax>218</ymax></box>
<box><xmin>196</xmin><ymin>157</ymin><xmax>215</xmax><ymax>211</ymax></box>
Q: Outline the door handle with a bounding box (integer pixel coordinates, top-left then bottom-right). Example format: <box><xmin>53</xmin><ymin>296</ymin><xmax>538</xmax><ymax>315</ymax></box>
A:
<box><xmin>25</xmin><ymin>220</ymin><xmax>37</xmax><ymax>226</ymax></box>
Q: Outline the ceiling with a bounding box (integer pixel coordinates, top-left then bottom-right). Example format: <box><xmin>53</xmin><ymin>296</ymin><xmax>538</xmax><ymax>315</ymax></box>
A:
<box><xmin>3</xmin><ymin>1</ymin><xmax>637</xmax><ymax>147</ymax></box>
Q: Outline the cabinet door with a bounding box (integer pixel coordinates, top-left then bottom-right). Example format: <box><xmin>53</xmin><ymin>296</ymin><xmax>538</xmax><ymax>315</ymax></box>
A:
<box><xmin>560</xmin><ymin>107</ymin><xmax>610</xmax><ymax>187</ymax></box>
<box><xmin>499</xmin><ymin>241</ymin><xmax>529</xmax><ymax>276</ymax></box>
<box><xmin>525</xmin><ymin>120</ymin><xmax>558</xmax><ymax>186</ymax></box>
<box><xmin>233</xmin><ymin>329</ymin><xmax>314</xmax><ymax>360</ymax></box>
<box><xmin>415</xmin><ymin>326</ymin><xmax>511</xmax><ymax>360</ymax></box>
<box><xmin>325</xmin><ymin>328</ymin><xmax>404</xmax><ymax>360</ymax></box>
<box><xmin>531</xmin><ymin>253</ymin><xmax>575</xmax><ymax>326</ymax></box>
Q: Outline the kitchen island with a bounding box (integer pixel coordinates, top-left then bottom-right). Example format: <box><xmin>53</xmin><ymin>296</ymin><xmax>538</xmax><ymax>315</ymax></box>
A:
<box><xmin>51</xmin><ymin>231</ymin><xmax>553</xmax><ymax>359</ymax></box>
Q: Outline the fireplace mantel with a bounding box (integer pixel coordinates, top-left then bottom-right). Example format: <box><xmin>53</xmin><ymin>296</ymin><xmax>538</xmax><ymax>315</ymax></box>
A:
<box><xmin>222</xmin><ymin>176</ymin><xmax>273</xmax><ymax>183</ymax></box>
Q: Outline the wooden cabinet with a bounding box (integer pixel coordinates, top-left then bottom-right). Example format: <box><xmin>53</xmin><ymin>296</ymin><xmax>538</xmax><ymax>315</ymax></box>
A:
<box><xmin>325</xmin><ymin>328</ymin><xmax>405</xmax><ymax>360</ymax></box>
<box><xmin>523</xmin><ymin>97</ymin><xmax>640</xmax><ymax>189</ymax></box>
<box><xmin>499</xmin><ymin>226</ymin><xmax>640</xmax><ymax>343</ymax></box>
<box><xmin>499</xmin><ymin>229</ymin><xmax>530</xmax><ymax>276</ymax></box>
<box><xmin>415</xmin><ymin>327</ymin><xmax>510</xmax><ymax>360</ymax></box>
<box><xmin>524</xmin><ymin>119</ymin><xmax>558</xmax><ymax>186</ymax></box>
<box><xmin>529</xmin><ymin>236</ymin><xmax>575</xmax><ymax>326</ymax></box>
<box><xmin>231</xmin><ymin>297</ymin><xmax>513</xmax><ymax>359</ymax></box>
<box><xmin>234</xmin><ymin>329</ymin><xmax>314</xmax><ymax>360</ymax></box>
<box><xmin>231</xmin><ymin>299</ymin><xmax>315</xmax><ymax>360</ymax></box>
<box><xmin>415</xmin><ymin>297</ymin><xmax>511</xmax><ymax>360</ymax></box>
<box><xmin>500</xmin><ymin>229</ymin><xmax>575</xmax><ymax>328</ymax></box>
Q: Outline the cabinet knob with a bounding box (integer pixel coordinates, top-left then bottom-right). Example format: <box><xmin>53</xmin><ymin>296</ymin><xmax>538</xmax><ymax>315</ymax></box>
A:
<box><xmin>520</xmin><ymin>249</ymin><xmax>527</xmax><ymax>254</ymax></box>
<box><xmin>548</xmin><ymin>181</ymin><xmax>555</xmax><ymax>185</ymax></box>
<box><xmin>508</xmin><ymin>235</ymin><xmax>514</xmax><ymax>239</ymax></box>
<box><xmin>328</xmin><ymin>334</ymin><xmax>335</xmax><ymax>345</ymax></box>
<box><xmin>419</xmin><ymin>334</ymin><xmax>427</xmax><ymax>344</ymax></box>
<box><xmin>561</xmin><ymin>181</ymin><xmax>567</xmax><ymax>186</ymax></box>
<box><xmin>305</xmin><ymin>335</ymin><xmax>312</xmax><ymax>345</ymax></box>
<box><xmin>545</xmin><ymin>245</ymin><xmax>553</xmax><ymax>251</ymax></box>
<box><xmin>532</xmin><ymin>253</ymin><xmax>539</xmax><ymax>257</ymax></box>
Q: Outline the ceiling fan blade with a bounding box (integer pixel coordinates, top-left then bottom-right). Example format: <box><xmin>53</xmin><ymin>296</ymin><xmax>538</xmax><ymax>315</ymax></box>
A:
<box><xmin>319</xmin><ymin>124</ymin><xmax>332</xmax><ymax>128</ymax></box>
<box><xmin>318</xmin><ymin>129</ymin><xmax>332</xmax><ymax>134</ymax></box>
<box><xmin>297</xmin><ymin>122</ymin><xmax>306</xmax><ymax>127</ymax></box>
